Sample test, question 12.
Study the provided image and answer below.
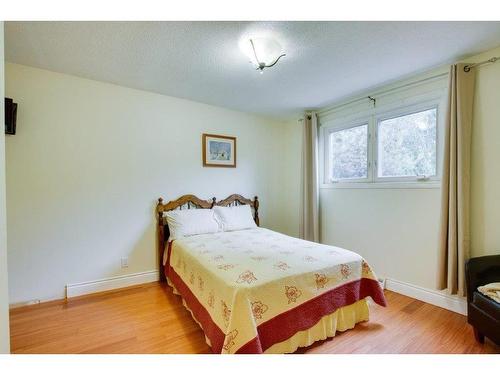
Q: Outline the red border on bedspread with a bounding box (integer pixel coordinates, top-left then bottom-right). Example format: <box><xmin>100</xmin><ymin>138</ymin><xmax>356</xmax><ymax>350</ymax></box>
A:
<box><xmin>164</xmin><ymin>241</ymin><xmax>387</xmax><ymax>354</ymax></box>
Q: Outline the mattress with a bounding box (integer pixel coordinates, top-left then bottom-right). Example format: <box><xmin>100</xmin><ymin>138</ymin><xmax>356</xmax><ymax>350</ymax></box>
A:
<box><xmin>164</xmin><ymin>227</ymin><xmax>386</xmax><ymax>354</ymax></box>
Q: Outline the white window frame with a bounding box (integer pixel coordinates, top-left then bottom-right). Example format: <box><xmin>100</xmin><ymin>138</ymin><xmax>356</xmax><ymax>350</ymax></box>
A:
<box><xmin>374</xmin><ymin>102</ymin><xmax>440</xmax><ymax>184</ymax></box>
<box><xmin>320</xmin><ymin>92</ymin><xmax>445</xmax><ymax>189</ymax></box>
<box><xmin>325</xmin><ymin>121</ymin><xmax>371</xmax><ymax>184</ymax></box>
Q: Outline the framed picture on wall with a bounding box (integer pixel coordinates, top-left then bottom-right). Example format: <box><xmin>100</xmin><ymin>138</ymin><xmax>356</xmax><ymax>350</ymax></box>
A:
<box><xmin>202</xmin><ymin>133</ymin><xmax>236</xmax><ymax>168</ymax></box>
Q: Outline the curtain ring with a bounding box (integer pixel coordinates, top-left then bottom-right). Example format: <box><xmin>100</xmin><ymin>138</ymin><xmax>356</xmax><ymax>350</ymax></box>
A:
<box><xmin>463</xmin><ymin>65</ymin><xmax>471</xmax><ymax>73</ymax></box>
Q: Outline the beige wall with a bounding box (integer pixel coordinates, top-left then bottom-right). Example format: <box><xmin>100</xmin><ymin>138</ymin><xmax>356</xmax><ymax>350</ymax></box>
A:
<box><xmin>280</xmin><ymin>119</ymin><xmax>302</xmax><ymax>238</ymax></box>
<box><xmin>470</xmin><ymin>46</ymin><xmax>500</xmax><ymax>257</ymax></box>
<box><xmin>320</xmin><ymin>188</ymin><xmax>441</xmax><ymax>288</ymax></box>
<box><xmin>5</xmin><ymin>63</ymin><xmax>290</xmax><ymax>304</ymax></box>
<box><xmin>0</xmin><ymin>22</ymin><xmax>11</xmax><ymax>353</ymax></box>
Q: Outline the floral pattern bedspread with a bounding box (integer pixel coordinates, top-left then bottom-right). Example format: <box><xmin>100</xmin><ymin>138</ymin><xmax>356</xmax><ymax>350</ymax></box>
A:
<box><xmin>165</xmin><ymin>228</ymin><xmax>386</xmax><ymax>354</ymax></box>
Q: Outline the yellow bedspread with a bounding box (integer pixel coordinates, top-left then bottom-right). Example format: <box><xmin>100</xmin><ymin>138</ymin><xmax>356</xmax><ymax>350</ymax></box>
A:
<box><xmin>165</xmin><ymin>228</ymin><xmax>385</xmax><ymax>354</ymax></box>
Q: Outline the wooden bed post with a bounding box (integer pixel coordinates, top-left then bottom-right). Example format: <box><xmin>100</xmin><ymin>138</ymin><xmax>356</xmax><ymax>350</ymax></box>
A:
<box><xmin>157</xmin><ymin>197</ymin><xmax>166</xmax><ymax>282</ymax></box>
<box><xmin>156</xmin><ymin>195</ymin><xmax>216</xmax><ymax>283</ymax></box>
<box><xmin>253</xmin><ymin>196</ymin><xmax>259</xmax><ymax>226</ymax></box>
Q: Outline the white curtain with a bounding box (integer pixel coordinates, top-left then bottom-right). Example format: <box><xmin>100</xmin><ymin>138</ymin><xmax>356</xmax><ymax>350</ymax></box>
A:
<box><xmin>300</xmin><ymin>112</ymin><xmax>319</xmax><ymax>242</ymax></box>
<box><xmin>437</xmin><ymin>63</ymin><xmax>476</xmax><ymax>296</ymax></box>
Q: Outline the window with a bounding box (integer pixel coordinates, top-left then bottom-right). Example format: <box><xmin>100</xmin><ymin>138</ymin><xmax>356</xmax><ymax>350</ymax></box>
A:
<box><xmin>322</xmin><ymin>101</ymin><xmax>441</xmax><ymax>187</ymax></box>
<box><xmin>329</xmin><ymin>124</ymin><xmax>368</xmax><ymax>181</ymax></box>
<box><xmin>377</xmin><ymin>108</ymin><xmax>437</xmax><ymax>180</ymax></box>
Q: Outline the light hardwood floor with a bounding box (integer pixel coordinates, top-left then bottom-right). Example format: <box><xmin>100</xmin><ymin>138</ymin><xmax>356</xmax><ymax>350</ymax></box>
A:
<box><xmin>9</xmin><ymin>282</ymin><xmax>499</xmax><ymax>354</ymax></box>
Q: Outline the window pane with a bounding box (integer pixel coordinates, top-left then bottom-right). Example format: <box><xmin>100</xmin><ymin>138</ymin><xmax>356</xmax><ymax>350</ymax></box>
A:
<box><xmin>378</xmin><ymin>108</ymin><xmax>437</xmax><ymax>178</ymax></box>
<box><xmin>330</xmin><ymin>124</ymin><xmax>368</xmax><ymax>180</ymax></box>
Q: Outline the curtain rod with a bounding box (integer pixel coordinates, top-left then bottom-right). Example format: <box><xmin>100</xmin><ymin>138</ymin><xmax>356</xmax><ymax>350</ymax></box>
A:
<box><xmin>464</xmin><ymin>56</ymin><xmax>499</xmax><ymax>72</ymax></box>
<box><xmin>317</xmin><ymin>56</ymin><xmax>496</xmax><ymax>116</ymax></box>
<box><xmin>318</xmin><ymin>71</ymin><xmax>448</xmax><ymax>117</ymax></box>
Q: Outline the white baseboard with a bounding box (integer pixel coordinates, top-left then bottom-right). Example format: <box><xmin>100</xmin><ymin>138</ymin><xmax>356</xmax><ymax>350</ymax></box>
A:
<box><xmin>66</xmin><ymin>270</ymin><xmax>159</xmax><ymax>298</ymax></box>
<box><xmin>385</xmin><ymin>278</ymin><xmax>467</xmax><ymax>316</ymax></box>
<box><xmin>10</xmin><ymin>299</ymin><xmax>44</xmax><ymax>309</ymax></box>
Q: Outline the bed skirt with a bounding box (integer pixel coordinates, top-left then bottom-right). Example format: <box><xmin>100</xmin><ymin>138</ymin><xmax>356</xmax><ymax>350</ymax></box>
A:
<box><xmin>166</xmin><ymin>277</ymin><xmax>370</xmax><ymax>354</ymax></box>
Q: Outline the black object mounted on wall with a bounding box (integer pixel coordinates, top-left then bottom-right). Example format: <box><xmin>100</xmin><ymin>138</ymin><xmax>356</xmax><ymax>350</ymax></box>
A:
<box><xmin>5</xmin><ymin>97</ymin><xmax>18</xmax><ymax>135</ymax></box>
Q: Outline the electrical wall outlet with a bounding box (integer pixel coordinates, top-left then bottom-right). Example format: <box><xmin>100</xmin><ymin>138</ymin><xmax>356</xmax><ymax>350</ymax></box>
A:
<box><xmin>121</xmin><ymin>257</ymin><xmax>129</xmax><ymax>268</ymax></box>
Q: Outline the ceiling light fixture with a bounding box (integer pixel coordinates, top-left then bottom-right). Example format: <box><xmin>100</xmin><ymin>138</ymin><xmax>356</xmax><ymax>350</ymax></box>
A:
<box><xmin>240</xmin><ymin>37</ymin><xmax>286</xmax><ymax>74</ymax></box>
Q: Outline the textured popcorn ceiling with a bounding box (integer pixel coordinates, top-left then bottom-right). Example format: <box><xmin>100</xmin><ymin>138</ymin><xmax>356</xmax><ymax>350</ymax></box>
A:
<box><xmin>5</xmin><ymin>21</ymin><xmax>500</xmax><ymax>119</ymax></box>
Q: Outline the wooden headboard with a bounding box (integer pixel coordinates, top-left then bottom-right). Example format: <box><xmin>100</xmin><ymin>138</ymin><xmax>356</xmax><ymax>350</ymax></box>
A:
<box><xmin>156</xmin><ymin>194</ymin><xmax>259</xmax><ymax>281</ymax></box>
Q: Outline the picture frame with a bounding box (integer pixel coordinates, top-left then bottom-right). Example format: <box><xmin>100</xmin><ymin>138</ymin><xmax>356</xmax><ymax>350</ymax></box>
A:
<box><xmin>202</xmin><ymin>133</ymin><xmax>236</xmax><ymax>168</ymax></box>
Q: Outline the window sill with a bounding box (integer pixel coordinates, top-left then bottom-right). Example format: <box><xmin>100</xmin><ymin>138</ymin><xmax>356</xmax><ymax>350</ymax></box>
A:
<box><xmin>320</xmin><ymin>181</ymin><xmax>440</xmax><ymax>189</ymax></box>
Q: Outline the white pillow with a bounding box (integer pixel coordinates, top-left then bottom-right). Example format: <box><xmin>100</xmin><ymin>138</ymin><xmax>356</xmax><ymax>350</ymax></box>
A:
<box><xmin>165</xmin><ymin>209</ymin><xmax>220</xmax><ymax>241</ymax></box>
<box><xmin>213</xmin><ymin>204</ymin><xmax>257</xmax><ymax>232</ymax></box>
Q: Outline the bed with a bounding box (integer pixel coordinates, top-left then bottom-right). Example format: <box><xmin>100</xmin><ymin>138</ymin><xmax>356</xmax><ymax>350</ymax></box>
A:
<box><xmin>156</xmin><ymin>194</ymin><xmax>386</xmax><ymax>354</ymax></box>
